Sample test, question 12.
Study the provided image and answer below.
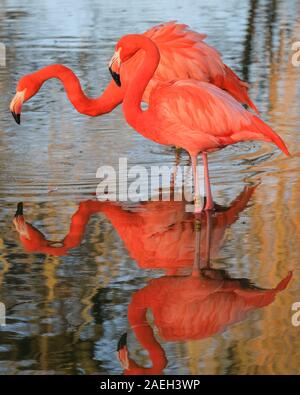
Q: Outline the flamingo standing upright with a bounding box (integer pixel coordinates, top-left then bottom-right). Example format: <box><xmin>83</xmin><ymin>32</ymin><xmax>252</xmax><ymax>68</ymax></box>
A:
<box><xmin>108</xmin><ymin>34</ymin><xmax>289</xmax><ymax>212</ymax></box>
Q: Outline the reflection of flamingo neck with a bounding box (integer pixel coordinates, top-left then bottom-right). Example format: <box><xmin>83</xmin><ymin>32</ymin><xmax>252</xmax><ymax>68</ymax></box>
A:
<box><xmin>15</xmin><ymin>200</ymin><xmax>116</xmax><ymax>255</ymax></box>
<box><xmin>60</xmin><ymin>201</ymin><xmax>126</xmax><ymax>250</ymax></box>
<box><xmin>126</xmin><ymin>272</ymin><xmax>292</xmax><ymax>356</ymax></box>
<box><xmin>127</xmin><ymin>295</ymin><xmax>167</xmax><ymax>374</ymax></box>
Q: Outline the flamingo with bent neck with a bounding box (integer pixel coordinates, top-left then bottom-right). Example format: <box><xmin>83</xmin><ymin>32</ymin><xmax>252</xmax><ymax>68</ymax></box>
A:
<box><xmin>118</xmin><ymin>271</ymin><xmax>292</xmax><ymax>375</ymax></box>
<box><xmin>116</xmin><ymin>210</ymin><xmax>292</xmax><ymax>375</ymax></box>
<box><xmin>108</xmin><ymin>34</ymin><xmax>289</xmax><ymax>212</ymax></box>
<box><xmin>10</xmin><ymin>22</ymin><xmax>258</xmax><ymax>125</ymax></box>
<box><xmin>13</xmin><ymin>186</ymin><xmax>255</xmax><ymax>264</ymax></box>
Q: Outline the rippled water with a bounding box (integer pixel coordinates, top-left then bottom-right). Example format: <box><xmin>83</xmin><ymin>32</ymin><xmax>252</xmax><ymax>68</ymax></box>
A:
<box><xmin>0</xmin><ymin>0</ymin><xmax>300</xmax><ymax>375</ymax></box>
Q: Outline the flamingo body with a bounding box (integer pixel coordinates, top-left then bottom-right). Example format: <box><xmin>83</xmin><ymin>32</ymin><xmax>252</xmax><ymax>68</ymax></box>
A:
<box><xmin>147</xmin><ymin>79</ymin><xmax>289</xmax><ymax>155</ymax></box>
<box><xmin>120</xmin><ymin>261</ymin><xmax>292</xmax><ymax>374</ymax></box>
<box><xmin>13</xmin><ymin>187</ymin><xmax>255</xmax><ymax>271</ymax></box>
<box><xmin>129</xmin><ymin>272</ymin><xmax>292</xmax><ymax>342</ymax></box>
<box><xmin>109</xmin><ymin>34</ymin><xmax>289</xmax><ymax>211</ymax></box>
<box><xmin>124</xmin><ymin>22</ymin><xmax>257</xmax><ymax>111</ymax></box>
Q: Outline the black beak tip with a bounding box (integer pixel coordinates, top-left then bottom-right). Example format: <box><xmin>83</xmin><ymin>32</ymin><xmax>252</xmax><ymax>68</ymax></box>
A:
<box><xmin>11</xmin><ymin>111</ymin><xmax>21</xmax><ymax>125</ymax></box>
<box><xmin>117</xmin><ymin>332</ymin><xmax>127</xmax><ymax>351</ymax></box>
<box><xmin>109</xmin><ymin>67</ymin><xmax>121</xmax><ymax>87</ymax></box>
<box><xmin>15</xmin><ymin>202</ymin><xmax>23</xmax><ymax>217</ymax></box>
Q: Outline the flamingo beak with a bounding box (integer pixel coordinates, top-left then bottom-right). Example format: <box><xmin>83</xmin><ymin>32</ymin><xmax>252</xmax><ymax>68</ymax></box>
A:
<box><xmin>108</xmin><ymin>48</ymin><xmax>121</xmax><ymax>87</ymax></box>
<box><xmin>117</xmin><ymin>333</ymin><xmax>129</xmax><ymax>369</ymax></box>
<box><xmin>13</xmin><ymin>202</ymin><xmax>31</xmax><ymax>240</ymax></box>
<box><xmin>15</xmin><ymin>202</ymin><xmax>23</xmax><ymax>217</ymax></box>
<box><xmin>10</xmin><ymin>89</ymin><xmax>26</xmax><ymax>125</ymax></box>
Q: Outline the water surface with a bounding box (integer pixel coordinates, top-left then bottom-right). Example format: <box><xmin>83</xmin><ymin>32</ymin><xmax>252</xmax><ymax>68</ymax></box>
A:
<box><xmin>0</xmin><ymin>0</ymin><xmax>300</xmax><ymax>374</ymax></box>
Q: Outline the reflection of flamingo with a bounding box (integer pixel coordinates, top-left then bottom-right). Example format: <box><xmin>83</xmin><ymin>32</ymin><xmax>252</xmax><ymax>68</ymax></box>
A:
<box><xmin>10</xmin><ymin>22</ymin><xmax>258</xmax><ymax>124</ymax></box>
<box><xmin>101</xmin><ymin>186</ymin><xmax>257</xmax><ymax>272</ymax></box>
<box><xmin>13</xmin><ymin>186</ymin><xmax>255</xmax><ymax>264</ymax></box>
<box><xmin>117</xmin><ymin>209</ymin><xmax>292</xmax><ymax>374</ymax></box>
<box><xmin>12</xmin><ymin>202</ymin><xmax>66</xmax><ymax>256</ymax></box>
<box><xmin>108</xmin><ymin>35</ymin><xmax>289</xmax><ymax>212</ymax></box>
<box><xmin>118</xmin><ymin>271</ymin><xmax>291</xmax><ymax>375</ymax></box>
<box><xmin>12</xmin><ymin>201</ymin><xmax>108</xmax><ymax>256</ymax></box>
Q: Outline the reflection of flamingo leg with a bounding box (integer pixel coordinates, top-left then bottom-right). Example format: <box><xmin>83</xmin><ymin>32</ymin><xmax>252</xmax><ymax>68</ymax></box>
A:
<box><xmin>191</xmin><ymin>154</ymin><xmax>203</xmax><ymax>213</ymax></box>
<box><xmin>170</xmin><ymin>148</ymin><xmax>181</xmax><ymax>198</ymax></box>
<box><xmin>192</xmin><ymin>219</ymin><xmax>201</xmax><ymax>277</ymax></box>
<box><xmin>202</xmin><ymin>152</ymin><xmax>214</xmax><ymax>210</ymax></box>
<box><xmin>203</xmin><ymin>210</ymin><xmax>212</xmax><ymax>268</ymax></box>
<box><xmin>192</xmin><ymin>209</ymin><xmax>213</xmax><ymax>275</ymax></box>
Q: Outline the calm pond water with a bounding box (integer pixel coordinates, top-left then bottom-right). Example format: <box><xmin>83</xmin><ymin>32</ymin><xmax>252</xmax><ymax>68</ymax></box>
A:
<box><xmin>0</xmin><ymin>0</ymin><xmax>300</xmax><ymax>375</ymax></box>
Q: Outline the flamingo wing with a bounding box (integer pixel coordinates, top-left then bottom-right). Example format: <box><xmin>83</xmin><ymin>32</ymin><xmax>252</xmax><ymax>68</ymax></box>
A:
<box><xmin>121</xmin><ymin>22</ymin><xmax>258</xmax><ymax>112</ymax></box>
<box><xmin>148</xmin><ymin>80</ymin><xmax>289</xmax><ymax>155</ymax></box>
<box><xmin>145</xmin><ymin>22</ymin><xmax>223</xmax><ymax>83</ymax></box>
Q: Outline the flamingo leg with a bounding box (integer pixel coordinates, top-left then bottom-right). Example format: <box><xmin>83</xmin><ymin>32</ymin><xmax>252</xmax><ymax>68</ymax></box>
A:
<box><xmin>202</xmin><ymin>152</ymin><xmax>214</xmax><ymax>210</ymax></box>
<box><xmin>191</xmin><ymin>154</ymin><xmax>203</xmax><ymax>214</ymax></box>
<box><xmin>170</xmin><ymin>146</ymin><xmax>182</xmax><ymax>194</ymax></box>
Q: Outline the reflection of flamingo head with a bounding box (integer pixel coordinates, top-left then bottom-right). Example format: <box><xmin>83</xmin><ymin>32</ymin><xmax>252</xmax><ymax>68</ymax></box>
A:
<box><xmin>12</xmin><ymin>200</ymin><xmax>111</xmax><ymax>256</ymax></box>
<box><xmin>119</xmin><ymin>270</ymin><xmax>292</xmax><ymax>375</ymax></box>
<box><xmin>117</xmin><ymin>332</ymin><xmax>166</xmax><ymax>375</ymax></box>
<box><xmin>11</xmin><ymin>185</ymin><xmax>256</xmax><ymax>262</ymax></box>
<box><xmin>12</xmin><ymin>202</ymin><xmax>66</xmax><ymax>255</ymax></box>
<box><xmin>13</xmin><ymin>202</ymin><xmax>31</xmax><ymax>240</ymax></box>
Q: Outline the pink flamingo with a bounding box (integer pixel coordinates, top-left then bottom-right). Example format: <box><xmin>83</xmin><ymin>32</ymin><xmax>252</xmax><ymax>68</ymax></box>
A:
<box><xmin>10</xmin><ymin>22</ymin><xmax>258</xmax><ymax>125</ymax></box>
<box><xmin>108</xmin><ymin>34</ymin><xmax>289</xmax><ymax>212</ymax></box>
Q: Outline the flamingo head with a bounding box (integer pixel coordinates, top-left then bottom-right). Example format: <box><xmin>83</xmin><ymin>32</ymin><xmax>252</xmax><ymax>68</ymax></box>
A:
<box><xmin>116</xmin><ymin>332</ymin><xmax>164</xmax><ymax>375</ymax></box>
<box><xmin>117</xmin><ymin>333</ymin><xmax>130</xmax><ymax>370</ymax></box>
<box><xmin>109</xmin><ymin>34</ymin><xmax>149</xmax><ymax>87</ymax></box>
<box><xmin>117</xmin><ymin>333</ymin><xmax>145</xmax><ymax>375</ymax></box>
<box><xmin>108</xmin><ymin>47</ymin><xmax>122</xmax><ymax>87</ymax></box>
<box><xmin>10</xmin><ymin>75</ymin><xmax>41</xmax><ymax>124</ymax></box>
<box><xmin>12</xmin><ymin>202</ymin><xmax>30</xmax><ymax>240</ymax></box>
<box><xmin>12</xmin><ymin>202</ymin><xmax>58</xmax><ymax>253</ymax></box>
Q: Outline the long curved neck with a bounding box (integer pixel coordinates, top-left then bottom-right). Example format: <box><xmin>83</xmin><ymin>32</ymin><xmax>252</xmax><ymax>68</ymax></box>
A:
<box><xmin>122</xmin><ymin>37</ymin><xmax>160</xmax><ymax>133</ymax></box>
<box><xmin>32</xmin><ymin>64</ymin><xmax>124</xmax><ymax>116</ymax></box>
<box><xmin>127</xmin><ymin>291</ymin><xmax>167</xmax><ymax>374</ymax></box>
